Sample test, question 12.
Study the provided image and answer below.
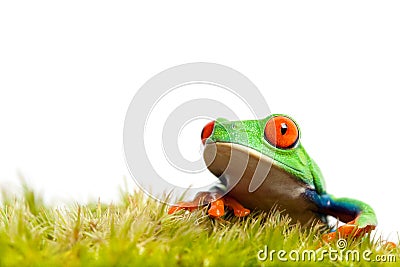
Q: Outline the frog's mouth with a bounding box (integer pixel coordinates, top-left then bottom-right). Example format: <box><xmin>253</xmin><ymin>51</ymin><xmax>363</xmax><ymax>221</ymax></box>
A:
<box><xmin>203</xmin><ymin>142</ymin><xmax>305</xmax><ymax>190</ymax></box>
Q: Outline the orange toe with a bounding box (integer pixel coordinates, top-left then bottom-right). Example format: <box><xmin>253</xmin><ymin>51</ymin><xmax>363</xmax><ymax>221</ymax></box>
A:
<box><xmin>224</xmin><ymin>197</ymin><xmax>250</xmax><ymax>217</ymax></box>
<box><xmin>383</xmin><ymin>241</ymin><xmax>397</xmax><ymax>250</ymax></box>
<box><xmin>337</xmin><ymin>224</ymin><xmax>375</xmax><ymax>238</ymax></box>
<box><xmin>168</xmin><ymin>205</ymin><xmax>181</xmax><ymax>214</ymax></box>
<box><xmin>168</xmin><ymin>202</ymin><xmax>198</xmax><ymax>214</ymax></box>
<box><xmin>322</xmin><ymin>232</ymin><xmax>337</xmax><ymax>243</ymax></box>
<box><xmin>208</xmin><ymin>199</ymin><xmax>225</xmax><ymax>217</ymax></box>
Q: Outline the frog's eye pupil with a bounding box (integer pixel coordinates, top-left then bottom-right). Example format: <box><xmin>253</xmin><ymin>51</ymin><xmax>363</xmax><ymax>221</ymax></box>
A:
<box><xmin>264</xmin><ymin>116</ymin><xmax>299</xmax><ymax>149</ymax></box>
<box><xmin>280</xmin><ymin>123</ymin><xmax>288</xmax><ymax>135</ymax></box>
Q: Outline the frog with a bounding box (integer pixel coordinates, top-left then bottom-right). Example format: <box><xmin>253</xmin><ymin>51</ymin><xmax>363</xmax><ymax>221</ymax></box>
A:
<box><xmin>168</xmin><ymin>114</ymin><xmax>377</xmax><ymax>241</ymax></box>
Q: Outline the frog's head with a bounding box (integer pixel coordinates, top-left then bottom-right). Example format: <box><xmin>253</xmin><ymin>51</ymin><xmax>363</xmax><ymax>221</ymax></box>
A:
<box><xmin>201</xmin><ymin>114</ymin><xmax>316</xmax><ymax>187</ymax></box>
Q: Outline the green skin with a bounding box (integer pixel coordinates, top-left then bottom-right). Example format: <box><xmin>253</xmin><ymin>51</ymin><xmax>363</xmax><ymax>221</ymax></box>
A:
<box><xmin>205</xmin><ymin>114</ymin><xmax>377</xmax><ymax>230</ymax></box>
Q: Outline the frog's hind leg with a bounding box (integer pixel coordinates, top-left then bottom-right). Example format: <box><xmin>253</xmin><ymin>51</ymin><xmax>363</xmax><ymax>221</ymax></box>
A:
<box><xmin>305</xmin><ymin>190</ymin><xmax>377</xmax><ymax>242</ymax></box>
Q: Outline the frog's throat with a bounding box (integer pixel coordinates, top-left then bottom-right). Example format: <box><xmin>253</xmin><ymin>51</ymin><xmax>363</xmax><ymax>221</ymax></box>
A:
<box><xmin>203</xmin><ymin>142</ymin><xmax>305</xmax><ymax>179</ymax></box>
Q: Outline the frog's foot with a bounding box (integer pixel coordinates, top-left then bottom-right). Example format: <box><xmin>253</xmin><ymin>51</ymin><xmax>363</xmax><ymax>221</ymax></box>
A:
<box><xmin>382</xmin><ymin>241</ymin><xmax>397</xmax><ymax>250</ymax></box>
<box><xmin>168</xmin><ymin>192</ymin><xmax>216</xmax><ymax>215</ymax></box>
<box><xmin>223</xmin><ymin>196</ymin><xmax>251</xmax><ymax>217</ymax></box>
<box><xmin>322</xmin><ymin>216</ymin><xmax>376</xmax><ymax>242</ymax></box>
<box><xmin>168</xmin><ymin>192</ymin><xmax>250</xmax><ymax>218</ymax></box>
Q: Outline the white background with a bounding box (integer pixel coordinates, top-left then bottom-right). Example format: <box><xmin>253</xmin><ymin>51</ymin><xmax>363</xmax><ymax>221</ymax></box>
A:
<box><xmin>1</xmin><ymin>1</ymin><xmax>399</xmax><ymax>241</ymax></box>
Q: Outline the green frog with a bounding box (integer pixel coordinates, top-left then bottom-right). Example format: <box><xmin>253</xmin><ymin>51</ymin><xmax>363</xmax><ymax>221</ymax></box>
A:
<box><xmin>168</xmin><ymin>114</ymin><xmax>377</xmax><ymax>240</ymax></box>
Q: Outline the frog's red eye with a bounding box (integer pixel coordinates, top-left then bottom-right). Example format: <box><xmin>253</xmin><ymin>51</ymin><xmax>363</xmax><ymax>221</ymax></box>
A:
<box><xmin>201</xmin><ymin>121</ymin><xmax>215</xmax><ymax>144</ymax></box>
<box><xmin>264</xmin><ymin>116</ymin><xmax>298</xmax><ymax>149</ymax></box>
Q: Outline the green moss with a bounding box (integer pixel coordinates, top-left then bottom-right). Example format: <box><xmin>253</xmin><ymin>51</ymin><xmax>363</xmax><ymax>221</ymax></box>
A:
<box><xmin>0</xmin><ymin>186</ymin><xmax>397</xmax><ymax>266</ymax></box>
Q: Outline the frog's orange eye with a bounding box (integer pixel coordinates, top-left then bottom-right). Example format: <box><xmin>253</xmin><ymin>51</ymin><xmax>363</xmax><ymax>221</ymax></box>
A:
<box><xmin>264</xmin><ymin>116</ymin><xmax>298</xmax><ymax>149</ymax></box>
<box><xmin>201</xmin><ymin>120</ymin><xmax>215</xmax><ymax>144</ymax></box>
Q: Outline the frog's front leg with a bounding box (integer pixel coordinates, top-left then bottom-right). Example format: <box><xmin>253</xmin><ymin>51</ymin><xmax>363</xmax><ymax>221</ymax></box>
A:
<box><xmin>168</xmin><ymin>191</ymin><xmax>250</xmax><ymax>218</ymax></box>
<box><xmin>305</xmin><ymin>190</ymin><xmax>377</xmax><ymax>241</ymax></box>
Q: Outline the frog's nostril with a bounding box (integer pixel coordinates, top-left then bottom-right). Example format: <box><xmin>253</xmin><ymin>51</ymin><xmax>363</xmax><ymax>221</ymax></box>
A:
<box><xmin>201</xmin><ymin>121</ymin><xmax>215</xmax><ymax>145</ymax></box>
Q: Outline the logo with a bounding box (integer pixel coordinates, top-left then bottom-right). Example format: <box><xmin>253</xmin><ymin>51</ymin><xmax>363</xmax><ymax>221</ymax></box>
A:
<box><xmin>123</xmin><ymin>62</ymin><xmax>270</xmax><ymax>204</ymax></box>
